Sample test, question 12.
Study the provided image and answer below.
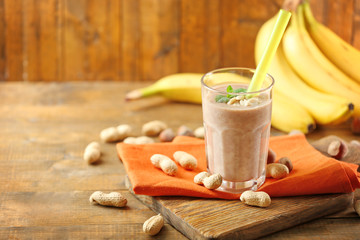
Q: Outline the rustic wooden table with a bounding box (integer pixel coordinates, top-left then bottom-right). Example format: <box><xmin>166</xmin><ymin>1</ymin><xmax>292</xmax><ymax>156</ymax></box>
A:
<box><xmin>1</xmin><ymin>82</ymin><xmax>359</xmax><ymax>239</ymax></box>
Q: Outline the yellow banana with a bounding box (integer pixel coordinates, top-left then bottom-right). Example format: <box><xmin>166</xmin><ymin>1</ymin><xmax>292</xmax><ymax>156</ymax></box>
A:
<box><xmin>282</xmin><ymin>4</ymin><xmax>360</xmax><ymax>116</ymax></box>
<box><xmin>255</xmin><ymin>13</ymin><xmax>353</xmax><ymax>125</ymax></box>
<box><xmin>126</xmin><ymin>72</ymin><xmax>315</xmax><ymax>134</ymax></box>
<box><xmin>303</xmin><ymin>1</ymin><xmax>360</xmax><ymax>84</ymax></box>
<box><xmin>272</xmin><ymin>91</ymin><xmax>315</xmax><ymax>134</ymax></box>
<box><xmin>125</xmin><ymin>73</ymin><xmax>203</xmax><ymax>104</ymax></box>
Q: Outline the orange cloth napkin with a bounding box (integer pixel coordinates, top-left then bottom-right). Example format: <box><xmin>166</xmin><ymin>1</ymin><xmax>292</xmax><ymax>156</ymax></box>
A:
<box><xmin>116</xmin><ymin>134</ymin><xmax>360</xmax><ymax>199</ymax></box>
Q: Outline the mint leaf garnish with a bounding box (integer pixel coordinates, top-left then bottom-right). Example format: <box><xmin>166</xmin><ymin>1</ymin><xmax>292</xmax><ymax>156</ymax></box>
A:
<box><xmin>226</xmin><ymin>85</ymin><xmax>233</xmax><ymax>98</ymax></box>
<box><xmin>233</xmin><ymin>88</ymin><xmax>246</xmax><ymax>93</ymax></box>
<box><xmin>215</xmin><ymin>85</ymin><xmax>247</xmax><ymax>103</ymax></box>
<box><xmin>215</xmin><ymin>95</ymin><xmax>230</xmax><ymax>103</ymax></box>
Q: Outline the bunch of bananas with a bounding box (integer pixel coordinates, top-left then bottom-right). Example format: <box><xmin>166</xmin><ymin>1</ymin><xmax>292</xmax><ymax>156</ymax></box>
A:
<box><xmin>255</xmin><ymin>1</ymin><xmax>359</xmax><ymax>133</ymax></box>
<box><xmin>126</xmin><ymin>1</ymin><xmax>360</xmax><ymax>134</ymax></box>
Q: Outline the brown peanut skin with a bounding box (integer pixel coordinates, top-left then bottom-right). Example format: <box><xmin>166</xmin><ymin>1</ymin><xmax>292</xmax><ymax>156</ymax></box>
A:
<box><xmin>351</xmin><ymin>117</ymin><xmax>360</xmax><ymax>135</ymax></box>
<box><xmin>177</xmin><ymin>125</ymin><xmax>195</xmax><ymax>137</ymax></box>
<box><xmin>311</xmin><ymin>135</ymin><xmax>348</xmax><ymax>160</ymax></box>
<box><xmin>278</xmin><ymin>157</ymin><xmax>293</xmax><ymax>172</ymax></box>
<box><xmin>159</xmin><ymin>128</ymin><xmax>175</xmax><ymax>142</ymax></box>
<box><xmin>267</xmin><ymin>148</ymin><xmax>277</xmax><ymax>164</ymax></box>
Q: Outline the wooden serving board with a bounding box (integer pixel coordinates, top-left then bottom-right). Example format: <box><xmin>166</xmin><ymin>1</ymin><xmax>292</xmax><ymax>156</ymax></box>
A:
<box><xmin>126</xmin><ymin>178</ymin><xmax>352</xmax><ymax>240</ymax></box>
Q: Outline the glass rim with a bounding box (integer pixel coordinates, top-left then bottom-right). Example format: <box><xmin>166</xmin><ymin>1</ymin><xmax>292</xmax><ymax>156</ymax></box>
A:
<box><xmin>200</xmin><ymin>67</ymin><xmax>275</xmax><ymax>95</ymax></box>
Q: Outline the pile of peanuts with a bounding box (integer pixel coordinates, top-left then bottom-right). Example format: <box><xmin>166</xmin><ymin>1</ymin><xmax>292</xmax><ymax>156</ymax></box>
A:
<box><xmin>83</xmin><ymin>120</ymin><xmax>205</xmax><ymax>165</ymax></box>
<box><xmin>84</xmin><ymin>120</ymin><xmax>206</xmax><ymax>236</ymax></box>
<box><xmin>85</xmin><ymin>121</ymin><xmax>360</xmax><ymax>235</ymax></box>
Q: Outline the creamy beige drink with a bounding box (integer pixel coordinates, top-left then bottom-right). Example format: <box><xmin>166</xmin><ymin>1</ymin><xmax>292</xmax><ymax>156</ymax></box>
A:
<box><xmin>201</xmin><ymin>68</ymin><xmax>274</xmax><ymax>193</ymax></box>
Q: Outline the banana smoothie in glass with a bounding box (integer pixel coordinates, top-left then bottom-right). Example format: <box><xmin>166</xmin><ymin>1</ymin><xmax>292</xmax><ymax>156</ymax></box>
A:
<box><xmin>201</xmin><ymin>68</ymin><xmax>274</xmax><ymax>193</ymax></box>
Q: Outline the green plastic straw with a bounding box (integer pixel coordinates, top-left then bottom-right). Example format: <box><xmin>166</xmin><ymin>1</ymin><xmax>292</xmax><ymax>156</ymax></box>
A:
<box><xmin>247</xmin><ymin>9</ymin><xmax>291</xmax><ymax>92</ymax></box>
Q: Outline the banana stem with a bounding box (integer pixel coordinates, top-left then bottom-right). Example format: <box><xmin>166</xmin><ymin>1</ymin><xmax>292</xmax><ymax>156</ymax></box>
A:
<box><xmin>282</xmin><ymin>0</ymin><xmax>303</xmax><ymax>12</ymax></box>
<box><xmin>303</xmin><ymin>1</ymin><xmax>316</xmax><ymax>25</ymax></box>
<box><xmin>297</xmin><ymin>4</ymin><xmax>307</xmax><ymax>30</ymax></box>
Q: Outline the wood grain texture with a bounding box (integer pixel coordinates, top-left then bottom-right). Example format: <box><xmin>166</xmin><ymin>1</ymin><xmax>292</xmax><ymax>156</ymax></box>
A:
<box><xmin>260</xmin><ymin>218</ymin><xmax>360</xmax><ymax>240</ymax></box>
<box><xmin>309</xmin><ymin>0</ymin><xmax>326</xmax><ymax>23</ymax></box>
<box><xmin>0</xmin><ymin>0</ymin><xmax>359</xmax><ymax>81</ymax></box>
<box><xmin>352</xmin><ymin>0</ymin><xmax>360</xmax><ymax>49</ymax></box>
<box><xmin>23</xmin><ymin>0</ymin><xmax>61</xmax><ymax>81</ymax></box>
<box><xmin>128</xmin><ymin>177</ymin><xmax>353</xmax><ymax>240</ymax></box>
<box><xmin>122</xmin><ymin>0</ymin><xmax>141</xmax><ymax>81</ymax></box>
<box><xmin>0</xmin><ymin>0</ymin><xmax>5</xmax><ymax>81</ymax></box>
<box><xmin>4</xmin><ymin>0</ymin><xmax>23</xmax><ymax>81</ymax></box>
<box><xmin>63</xmin><ymin>0</ymin><xmax>86</xmax><ymax>80</ymax></box>
<box><xmin>140</xmin><ymin>0</ymin><xmax>180</xmax><ymax>81</ymax></box>
<box><xmin>325</xmin><ymin>0</ymin><xmax>354</xmax><ymax>43</ymax></box>
<box><xmin>85</xmin><ymin>0</ymin><xmax>121</xmax><ymax>81</ymax></box>
<box><xmin>179</xmin><ymin>0</ymin><xmax>220</xmax><ymax>73</ymax></box>
<box><xmin>0</xmin><ymin>82</ymin><xmax>359</xmax><ymax>239</ymax></box>
<box><xmin>108</xmin><ymin>0</ymin><xmax>122</xmax><ymax>81</ymax></box>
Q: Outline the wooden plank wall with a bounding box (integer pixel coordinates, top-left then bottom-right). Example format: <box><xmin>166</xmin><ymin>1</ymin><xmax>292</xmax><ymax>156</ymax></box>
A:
<box><xmin>0</xmin><ymin>0</ymin><xmax>359</xmax><ymax>82</ymax></box>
